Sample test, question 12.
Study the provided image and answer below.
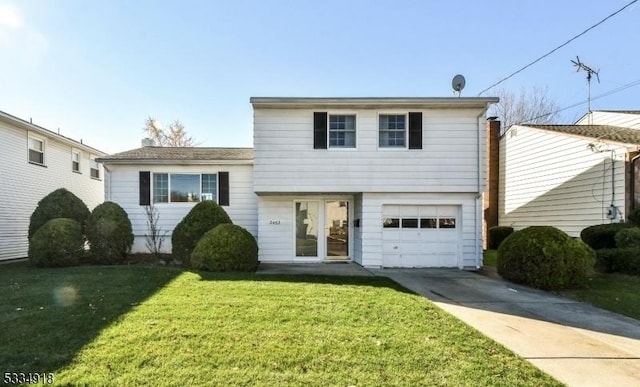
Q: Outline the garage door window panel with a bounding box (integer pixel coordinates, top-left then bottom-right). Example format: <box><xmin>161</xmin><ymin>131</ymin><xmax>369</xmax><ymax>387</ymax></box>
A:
<box><xmin>439</xmin><ymin>218</ymin><xmax>456</xmax><ymax>228</ymax></box>
<box><xmin>383</xmin><ymin>218</ymin><xmax>400</xmax><ymax>228</ymax></box>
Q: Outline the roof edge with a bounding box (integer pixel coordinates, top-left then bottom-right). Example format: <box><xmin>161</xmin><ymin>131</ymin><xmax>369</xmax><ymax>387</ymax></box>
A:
<box><xmin>250</xmin><ymin>97</ymin><xmax>499</xmax><ymax>109</ymax></box>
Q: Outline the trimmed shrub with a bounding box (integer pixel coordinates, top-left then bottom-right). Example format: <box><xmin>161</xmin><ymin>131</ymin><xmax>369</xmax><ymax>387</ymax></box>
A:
<box><xmin>488</xmin><ymin>226</ymin><xmax>514</xmax><ymax>249</ymax></box>
<box><xmin>191</xmin><ymin>224</ymin><xmax>258</xmax><ymax>272</ymax></box>
<box><xmin>86</xmin><ymin>201</ymin><xmax>134</xmax><ymax>264</ymax></box>
<box><xmin>497</xmin><ymin>226</ymin><xmax>595</xmax><ymax>290</ymax></box>
<box><xmin>29</xmin><ymin>188</ymin><xmax>90</xmax><ymax>239</ymax></box>
<box><xmin>614</xmin><ymin>227</ymin><xmax>640</xmax><ymax>249</ymax></box>
<box><xmin>171</xmin><ymin>201</ymin><xmax>233</xmax><ymax>265</ymax></box>
<box><xmin>28</xmin><ymin>218</ymin><xmax>84</xmax><ymax>267</ymax></box>
<box><xmin>595</xmin><ymin>248</ymin><xmax>640</xmax><ymax>275</ymax></box>
<box><xmin>580</xmin><ymin>223</ymin><xmax>635</xmax><ymax>250</ymax></box>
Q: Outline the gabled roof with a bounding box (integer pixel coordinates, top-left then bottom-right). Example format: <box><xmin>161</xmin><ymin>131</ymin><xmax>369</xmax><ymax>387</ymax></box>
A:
<box><xmin>97</xmin><ymin>147</ymin><xmax>254</xmax><ymax>164</ymax></box>
<box><xmin>521</xmin><ymin>124</ymin><xmax>640</xmax><ymax>145</ymax></box>
<box><xmin>0</xmin><ymin>110</ymin><xmax>105</xmax><ymax>155</ymax></box>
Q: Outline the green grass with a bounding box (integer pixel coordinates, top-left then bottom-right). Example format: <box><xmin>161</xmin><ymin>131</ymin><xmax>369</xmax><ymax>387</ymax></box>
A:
<box><xmin>561</xmin><ymin>273</ymin><xmax>640</xmax><ymax>320</ymax></box>
<box><xmin>0</xmin><ymin>262</ymin><xmax>560</xmax><ymax>386</ymax></box>
<box><xmin>483</xmin><ymin>249</ymin><xmax>498</xmax><ymax>266</ymax></box>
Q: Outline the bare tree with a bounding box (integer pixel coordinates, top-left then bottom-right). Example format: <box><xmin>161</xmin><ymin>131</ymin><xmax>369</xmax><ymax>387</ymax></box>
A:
<box><xmin>489</xmin><ymin>86</ymin><xmax>560</xmax><ymax>133</ymax></box>
<box><xmin>143</xmin><ymin>204</ymin><xmax>168</xmax><ymax>261</ymax></box>
<box><xmin>142</xmin><ymin>117</ymin><xmax>196</xmax><ymax>147</ymax></box>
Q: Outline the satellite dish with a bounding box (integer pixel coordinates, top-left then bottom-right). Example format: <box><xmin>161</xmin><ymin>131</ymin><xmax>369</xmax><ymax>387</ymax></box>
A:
<box><xmin>452</xmin><ymin>74</ymin><xmax>466</xmax><ymax>96</ymax></box>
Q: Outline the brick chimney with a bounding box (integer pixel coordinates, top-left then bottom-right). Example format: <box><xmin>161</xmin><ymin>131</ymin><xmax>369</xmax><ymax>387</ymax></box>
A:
<box><xmin>484</xmin><ymin>118</ymin><xmax>501</xmax><ymax>248</ymax></box>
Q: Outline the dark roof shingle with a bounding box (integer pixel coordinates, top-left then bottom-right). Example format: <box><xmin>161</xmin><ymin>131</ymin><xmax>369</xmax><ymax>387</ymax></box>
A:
<box><xmin>98</xmin><ymin>147</ymin><xmax>253</xmax><ymax>162</ymax></box>
<box><xmin>521</xmin><ymin>124</ymin><xmax>640</xmax><ymax>145</ymax></box>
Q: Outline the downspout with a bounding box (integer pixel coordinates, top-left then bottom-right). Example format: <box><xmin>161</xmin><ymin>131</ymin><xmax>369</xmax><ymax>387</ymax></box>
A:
<box><xmin>474</xmin><ymin>106</ymin><xmax>489</xmax><ymax>269</ymax></box>
<box><xmin>103</xmin><ymin>164</ymin><xmax>112</xmax><ymax>201</ymax></box>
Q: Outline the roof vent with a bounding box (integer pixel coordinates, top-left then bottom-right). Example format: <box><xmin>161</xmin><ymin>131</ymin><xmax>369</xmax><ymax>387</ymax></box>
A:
<box><xmin>141</xmin><ymin>138</ymin><xmax>154</xmax><ymax>147</ymax></box>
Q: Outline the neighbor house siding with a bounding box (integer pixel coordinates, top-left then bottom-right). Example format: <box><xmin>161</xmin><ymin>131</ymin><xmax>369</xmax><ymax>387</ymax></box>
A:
<box><xmin>499</xmin><ymin>125</ymin><xmax>626</xmax><ymax>237</ymax></box>
<box><xmin>104</xmin><ymin>164</ymin><xmax>256</xmax><ymax>253</ymax></box>
<box><xmin>577</xmin><ymin>111</ymin><xmax>640</xmax><ymax>129</ymax></box>
<box><xmin>253</xmin><ymin>108</ymin><xmax>486</xmax><ymax>193</ymax></box>
<box><xmin>0</xmin><ymin>121</ymin><xmax>104</xmax><ymax>260</ymax></box>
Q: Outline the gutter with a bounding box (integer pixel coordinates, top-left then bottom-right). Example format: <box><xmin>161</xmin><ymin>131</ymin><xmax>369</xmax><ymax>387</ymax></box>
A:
<box><xmin>473</xmin><ymin>103</ymin><xmax>494</xmax><ymax>269</ymax></box>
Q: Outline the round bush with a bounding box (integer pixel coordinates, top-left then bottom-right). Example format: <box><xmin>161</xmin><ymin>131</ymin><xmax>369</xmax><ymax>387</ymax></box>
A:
<box><xmin>28</xmin><ymin>218</ymin><xmax>84</xmax><ymax>267</ymax></box>
<box><xmin>614</xmin><ymin>227</ymin><xmax>640</xmax><ymax>249</ymax></box>
<box><xmin>86</xmin><ymin>201</ymin><xmax>134</xmax><ymax>264</ymax></box>
<box><xmin>191</xmin><ymin>224</ymin><xmax>258</xmax><ymax>272</ymax></box>
<box><xmin>29</xmin><ymin>188</ymin><xmax>90</xmax><ymax>239</ymax></box>
<box><xmin>497</xmin><ymin>226</ymin><xmax>595</xmax><ymax>290</ymax></box>
<box><xmin>580</xmin><ymin>223</ymin><xmax>634</xmax><ymax>250</ymax></box>
<box><xmin>488</xmin><ymin>226</ymin><xmax>514</xmax><ymax>249</ymax></box>
<box><xmin>171</xmin><ymin>201</ymin><xmax>232</xmax><ymax>265</ymax></box>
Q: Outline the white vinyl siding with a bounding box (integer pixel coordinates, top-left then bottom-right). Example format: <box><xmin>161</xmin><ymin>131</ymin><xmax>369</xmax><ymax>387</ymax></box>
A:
<box><xmin>253</xmin><ymin>108</ymin><xmax>486</xmax><ymax>193</ymax></box>
<box><xmin>499</xmin><ymin>125</ymin><xmax>627</xmax><ymax>237</ymax></box>
<box><xmin>104</xmin><ymin>164</ymin><xmax>256</xmax><ymax>253</ymax></box>
<box><xmin>576</xmin><ymin>111</ymin><xmax>640</xmax><ymax>129</ymax></box>
<box><xmin>0</xmin><ymin>123</ymin><xmax>104</xmax><ymax>260</ymax></box>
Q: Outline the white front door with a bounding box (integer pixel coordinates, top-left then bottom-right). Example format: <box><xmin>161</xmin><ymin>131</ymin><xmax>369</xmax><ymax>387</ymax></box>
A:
<box><xmin>294</xmin><ymin>199</ymin><xmax>351</xmax><ymax>261</ymax></box>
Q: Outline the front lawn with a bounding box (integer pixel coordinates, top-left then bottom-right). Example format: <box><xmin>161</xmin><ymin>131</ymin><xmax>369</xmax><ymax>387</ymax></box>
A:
<box><xmin>0</xmin><ymin>262</ymin><xmax>559</xmax><ymax>386</ymax></box>
<box><xmin>560</xmin><ymin>273</ymin><xmax>640</xmax><ymax>320</ymax></box>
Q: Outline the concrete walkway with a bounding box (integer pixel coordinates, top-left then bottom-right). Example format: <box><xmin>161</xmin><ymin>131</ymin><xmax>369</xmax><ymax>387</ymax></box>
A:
<box><xmin>370</xmin><ymin>268</ymin><xmax>640</xmax><ymax>387</ymax></box>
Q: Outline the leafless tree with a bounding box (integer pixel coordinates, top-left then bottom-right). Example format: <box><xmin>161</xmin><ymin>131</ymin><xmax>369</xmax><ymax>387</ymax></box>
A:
<box><xmin>489</xmin><ymin>86</ymin><xmax>560</xmax><ymax>133</ymax></box>
<box><xmin>142</xmin><ymin>117</ymin><xmax>197</xmax><ymax>147</ymax></box>
<box><xmin>143</xmin><ymin>204</ymin><xmax>168</xmax><ymax>260</ymax></box>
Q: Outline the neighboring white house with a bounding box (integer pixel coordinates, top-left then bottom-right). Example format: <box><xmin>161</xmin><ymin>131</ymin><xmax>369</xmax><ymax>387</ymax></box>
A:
<box><xmin>98</xmin><ymin>97</ymin><xmax>497</xmax><ymax>268</ymax></box>
<box><xmin>252</xmin><ymin>97</ymin><xmax>497</xmax><ymax>268</ymax></box>
<box><xmin>0</xmin><ymin>110</ymin><xmax>105</xmax><ymax>260</ymax></box>
<box><xmin>97</xmin><ymin>147</ymin><xmax>256</xmax><ymax>253</ymax></box>
<box><xmin>499</xmin><ymin>123</ymin><xmax>640</xmax><ymax>237</ymax></box>
<box><xmin>576</xmin><ymin>110</ymin><xmax>640</xmax><ymax>129</ymax></box>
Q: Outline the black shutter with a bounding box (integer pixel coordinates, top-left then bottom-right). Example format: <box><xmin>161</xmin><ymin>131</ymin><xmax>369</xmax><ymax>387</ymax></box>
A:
<box><xmin>408</xmin><ymin>112</ymin><xmax>423</xmax><ymax>149</ymax></box>
<box><xmin>218</xmin><ymin>172</ymin><xmax>229</xmax><ymax>206</ymax></box>
<box><xmin>313</xmin><ymin>112</ymin><xmax>327</xmax><ymax>149</ymax></box>
<box><xmin>139</xmin><ymin>171</ymin><xmax>150</xmax><ymax>205</ymax></box>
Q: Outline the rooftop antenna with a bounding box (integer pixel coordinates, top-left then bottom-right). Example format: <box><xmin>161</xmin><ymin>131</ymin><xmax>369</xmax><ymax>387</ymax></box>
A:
<box><xmin>571</xmin><ymin>56</ymin><xmax>600</xmax><ymax>123</ymax></box>
<box><xmin>451</xmin><ymin>74</ymin><xmax>466</xmax><ymax>97</ymax></box>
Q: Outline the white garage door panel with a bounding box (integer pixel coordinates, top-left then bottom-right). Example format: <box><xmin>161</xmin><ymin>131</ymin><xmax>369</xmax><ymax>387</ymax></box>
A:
<box><xmin>382</xmin><ymin>205</ymin><xmax>461</xmax><ymax>268</ymax></box>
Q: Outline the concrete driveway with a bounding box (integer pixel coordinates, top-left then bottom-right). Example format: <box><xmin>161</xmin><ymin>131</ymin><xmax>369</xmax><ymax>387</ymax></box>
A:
<box><xmin>370</xmin><ymin>268</ymin><xmax>640</xmax><ymax>387</ymax></box>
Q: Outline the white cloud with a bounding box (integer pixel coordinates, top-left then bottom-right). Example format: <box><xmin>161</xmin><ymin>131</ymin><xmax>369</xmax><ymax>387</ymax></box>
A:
<box><xmin>0</xmin><ymin>3</ymin><xmax>23</xmax><ymax>29</ymax></box>
<box><xmin>0</xmin><ymin>2</ymin><xmax>48</xmax><ymax>63</ymax></box>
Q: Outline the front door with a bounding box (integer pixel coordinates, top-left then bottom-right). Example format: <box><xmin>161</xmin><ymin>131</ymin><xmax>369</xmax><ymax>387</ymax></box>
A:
<box><xmin>325</xmin><ymin>200</ymin><xmax>349</xmax><ymax>260</ymax></box>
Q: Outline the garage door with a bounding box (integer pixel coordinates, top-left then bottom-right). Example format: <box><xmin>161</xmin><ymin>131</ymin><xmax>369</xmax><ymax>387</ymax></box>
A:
<box><xmin>382</xmin><ymin>205</ymin><xmax>460</xmax><ymax>267</ymax></box>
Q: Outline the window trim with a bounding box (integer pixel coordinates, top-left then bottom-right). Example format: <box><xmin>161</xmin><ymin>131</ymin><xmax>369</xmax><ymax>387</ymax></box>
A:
<box><xmin>378</xmin><ymin>113</ymin><xmax>408</xmax><ymax>149</ymax></box>
<box><xmin>27</xmin><ymin>134</ymin><xmax>46</xmax><ymax>166</ymax></box>
<box><xmin>152</xmin><ymin>172</ymin><xmax>219</xmax><ymax>204</ymax></box>
<box><xmin>90</xmin><ymin>156</ymin><xmax>100</xmax><ymax>180</ymax></box>
<box><xmin>327</xmin><ymin>112</ymin><xmax>357</xmax><ymax>149</ymax></box>
<box><xmin>71</xmin><ymin>149</ymin><xmax>81</xmax><ymax>173</ymax></box>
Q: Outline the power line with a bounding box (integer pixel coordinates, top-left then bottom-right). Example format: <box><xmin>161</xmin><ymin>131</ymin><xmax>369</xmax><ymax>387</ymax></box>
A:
<box><xmin>517</xmin><ymin>78</ymin><xmax>640</xmax><ymax>124</ymax></box>
<box><xmin>478</xmin><ymin>0</ymin><xmax>638</xmax><ymax>96</ymax></box>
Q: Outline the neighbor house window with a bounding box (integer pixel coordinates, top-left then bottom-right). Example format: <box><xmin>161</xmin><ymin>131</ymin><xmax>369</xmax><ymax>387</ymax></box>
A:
<box><xmin>28</xmin><ymin>137</ymin><xmax>44</xmax><ymax>165</ymax></box>
<box><xmin>153</xmin><ymin>173</ymin><xmax>218</xmax><ymax>203</ymax></box>
<box><xmin>379</xmin><ymin>114</ymin><xmax>406</xmax><ymax>148</ymax></box>
<box><xmin>90</xmin><ymin>157</ymin><xmax>100</xmax><ymax>179</ymax></box>
<box><xmin>329</xmin><ymin>115</ymin><xmax>356</xmax><ymax>148</ymax></box>
<box><xmin>71</xmin><ymin>150</ymin><xmax>80</xmax><ymax>172</ymax></box>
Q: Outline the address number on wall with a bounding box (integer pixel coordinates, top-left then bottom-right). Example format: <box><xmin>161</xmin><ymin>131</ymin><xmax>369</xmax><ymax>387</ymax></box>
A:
<box><xmin>269</xmin><ymin>220</ymin><xmax>281</xmax><ymax>225</ymax></box>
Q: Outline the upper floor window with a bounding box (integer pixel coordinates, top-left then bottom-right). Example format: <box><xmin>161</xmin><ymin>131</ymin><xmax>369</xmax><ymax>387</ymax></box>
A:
<box><xmin>153</xmin><ymin>173</ymin><xmax>218</xmax><ymax>203</ymax></box>
<box><xmin>90</xmin><ymin>157</ymin><xmax>100</xmax><ymax>179</ymax></box>
<box><xmin>379</xmin><ymin>114</ymin><xmax>406</xmax><ymax>148</ymax></box>
<box><xmin>28</xmin><ymin>137</ymin><xmax>45</xmax><ymax>165</ymax></box>
<box><xmin>71</xmin><ymin>150</ymin><xmax>81</xmax><ymax>172</ymax></box>
<box><xmin>329</xmin><ymin>115</ymin><xmax>356</xmax><ymax>148</ymax></box>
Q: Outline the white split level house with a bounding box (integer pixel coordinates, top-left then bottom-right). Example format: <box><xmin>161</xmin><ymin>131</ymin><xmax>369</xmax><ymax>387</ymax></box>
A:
<box><xmin>99</xmin><ymin>97</ymin><xmax>499</xmax><ymax>269</ymax></box>
<box><xmin>0</xmin><ymin>111</ymin><xmax>105</xmax><ymax>261</ymax></box>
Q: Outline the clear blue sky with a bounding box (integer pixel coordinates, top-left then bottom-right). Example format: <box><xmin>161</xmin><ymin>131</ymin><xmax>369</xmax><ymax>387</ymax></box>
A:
<box><xmin>1</xmin><ymin>0</ymin><xmax>638</xmax><ymax>154</ymax></box>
